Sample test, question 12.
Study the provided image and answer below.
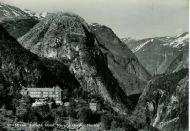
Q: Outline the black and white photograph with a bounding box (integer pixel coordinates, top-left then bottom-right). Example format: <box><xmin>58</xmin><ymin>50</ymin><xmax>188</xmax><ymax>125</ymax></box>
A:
<box><xmin>0</xmin><ymin>0</ymin><xmax>188</xmax><ymax>130</ymax></box>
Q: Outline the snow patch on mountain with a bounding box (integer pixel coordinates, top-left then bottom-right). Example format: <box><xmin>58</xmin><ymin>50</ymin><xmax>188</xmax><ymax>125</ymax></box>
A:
<box><xmin>133</xmin><ymin>39</ymin><xmax>153</xmax><ymax>52</ymax></box>
<box><xmin>163</xmin><ymin>32</ymin><xmax>188</xmax><ymax>48</ymax></box>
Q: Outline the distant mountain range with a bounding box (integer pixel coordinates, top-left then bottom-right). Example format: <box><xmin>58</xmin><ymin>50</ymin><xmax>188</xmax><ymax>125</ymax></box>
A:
<box><xmin>122</xmin><ymin>32</ymin><xmax>189</xmax><ymax>75</ymax></box>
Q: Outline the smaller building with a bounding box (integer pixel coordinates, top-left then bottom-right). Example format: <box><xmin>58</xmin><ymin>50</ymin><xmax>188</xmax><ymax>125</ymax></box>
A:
<box><xmin>89</xmin><ymin>102</ymin><xmax>101</xmax><ymax>112</ymax></box>
<box><xmin>64</xmin><ymin>102</ymin><xmax>70</xmax><ymax>107</ymax></box>
<box><xmin>21</xmin><ymin>86</ymin><xmax>63</xmax><ymax>104</ymax></box>
<box><xmin>32</xmin><ymin>101</ymin><xmax>46</xmax><ymax>107</ymax></box>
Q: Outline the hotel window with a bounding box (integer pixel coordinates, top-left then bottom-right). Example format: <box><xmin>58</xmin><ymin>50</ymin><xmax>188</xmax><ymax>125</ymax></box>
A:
<box><xmin>43</xmin><ymin>92</ymin><xmax>48</xmax><ymax>96</ymax></box>
<box><xmin>50</xmin><ymin>92</ymin><xmax>55</xmax><ymax>95</ymax></box>
<box><xmin>43</xmin><ymin>94</ymin><xmax>48</xmax><ymax>97</ymax></box>
<box><xmin>30</xmin><ymin>92</ymin><xmax>40</xmax><ymax>95</ymax></box>
<box><xmin>31</xmin><ymin>95</ymin><xmax>40</xmax><ymax>97</ymax></box>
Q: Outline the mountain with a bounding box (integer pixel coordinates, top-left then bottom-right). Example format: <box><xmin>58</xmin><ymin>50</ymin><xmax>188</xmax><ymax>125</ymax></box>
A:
<box><xmin>0</xmin><ymin>2</ymin><xmax>30</xmax><ymax>19</ymax></box>
<box><xmin>121</xmin><ymin>37</ymin><xmax>137</xmax><ymax>49</ymax></box>
<box><xmin>0</xmin><ymin>2</ymin><xmax>40</xmax><ymax>38</ymax></box>
<box><xmin>89</xmin><ymin>23</ymin><xmax>151</xmax><ymax>96</ymax></box>
<box><xmin>0</xmin><ymin>24</ymin><xmax>79</xmax><ymax>91</ymax></box>
<box><xmin>165</xmin><ymin>49</ymin><xmax>188</xmax><ymax>74</ymax></box>
<box><xmin>40</xmin><ymin>58</ymin><xmax>80</xmax><ymax>89</ymax></box>
<box><xmin>122</xmin><ymin>32</ymin><xmax>189</xmax><ymax>75</ymax></box>
<box><xmin>1</xmin><ymin>18</ymin><xmax>39</xmax><ymax>38</ymax></box>
<box><xmin>18</xmin><ymin>12</ymin><xmax>151</xmax><ymax>112</ymax></box>
<box><xmin>130</xmin><ymin>68</ymin><xmax>188</xmax><ymax>131</ymax></box>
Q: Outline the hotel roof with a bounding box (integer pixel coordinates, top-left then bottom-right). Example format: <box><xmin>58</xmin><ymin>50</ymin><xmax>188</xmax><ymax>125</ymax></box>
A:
<box><xmin>21</xmin><ymin>86</ymin><xmax>62</xmax><ymax>92</ymax></box>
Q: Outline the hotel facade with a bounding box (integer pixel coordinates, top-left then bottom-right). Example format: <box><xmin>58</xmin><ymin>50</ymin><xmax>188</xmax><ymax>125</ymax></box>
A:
<box><xmin>21</xmin><ymin>86</ymin><xmax>63</xmax><ymax>104</ymax></box>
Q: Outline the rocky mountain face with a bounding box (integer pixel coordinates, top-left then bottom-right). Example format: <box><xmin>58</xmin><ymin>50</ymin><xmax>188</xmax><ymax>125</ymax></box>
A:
<box><xmin>0</xmin><ymin>24</ymin><xmax>84</xmax><ymax>113</ymax></box>
<box><xmin>122</xmin><ymin>33</ymin><xmax>189</xmax><ymax>131</ymax></box>
<box><xmin>0</xmin><ymin>2</ymin><xmax>40</xmax><ymax>39</ymax></box>
<box><xmin>165</xmin><ymin>44</ymin><xmax>188</xmax><ymax>74</ymax></box>
<box><xmin>1</xmin><ymin>18</ymin><xmax>39</xmax><ymax>38</ymax></box>
<box><xmin>18</xmin><ymin>12</ymin><xmax>152</xmax><ymax>112</ymax></box>
<box><xmin>0</xmin><ymin>2</ymin><xmax>30</xmax><ymax>19</ymax></box>
<box><xmin>89</xmin><ymin>23</ymin><xmax>151</xmax><ymax>96</ymax></box>
<box><xmin>122</xmin><ymin>32</ymin><xmax>189</xmax><ymax>75</ymax></box>
<box><xmin>0</xmin><ymin>24</ymin><xmax>79</xmax><ymax>99</ymax></box>
<box><xmin>130</xmin><ymin>68</ymin><xmax>188</xmax><ymax>131</ymax></box>
<box><xmin>40</xmin><ymin>58</ymin><xmax>80</xmax><ymax>90</ymax></box>
<box><xmin>121</xmin><ymin>37</ymin><xmax>137</xmax><ymax>50</ymax></box>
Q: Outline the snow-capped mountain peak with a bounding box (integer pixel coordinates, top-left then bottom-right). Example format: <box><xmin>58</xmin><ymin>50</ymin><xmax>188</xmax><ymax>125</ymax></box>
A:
<box><xmin>122</xmin><ymin>32</ymin><xmax>188</xmax><ymax>75</ymax></box>
<box><xmin>127</xmin><ymin>32</ymin><xmax>188</xmax><ymax>53</ymax></box>
<box><xmin>163</xmin><ymin>32</ymin><xmax>189</xmax><ymax>48</ymax></box>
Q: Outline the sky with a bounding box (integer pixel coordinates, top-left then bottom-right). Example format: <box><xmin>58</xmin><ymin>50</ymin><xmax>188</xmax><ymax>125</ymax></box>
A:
<box><xmin>2</xmin><ymin>0</ymin><xmax>189</xmax><ymax>39</ymax></box>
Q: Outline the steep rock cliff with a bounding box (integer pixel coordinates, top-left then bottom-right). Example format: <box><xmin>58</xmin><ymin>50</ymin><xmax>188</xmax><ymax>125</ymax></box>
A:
<box><xmin>19</xmin><ymin>13</ymin><xmax>133</xmax><ymax>112</ymax></box>
<box><xmin>89</xmin><ymin>23</ymin><xmax>151</xmax><ymax>96</ymax></box>
<box><xmin>1</xmin><ymin>18</ymin><xmax>39</xmax><ymax>38</ymax></box>
<box><xmin>130</xmin><ymin>69</ymin><xmax>188</xmax><ymax>131</ymax></box>
<box><xmin>0</xmin><ymin>24</ymin><xmax>78</xmax><ymax>89</ymax></box>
